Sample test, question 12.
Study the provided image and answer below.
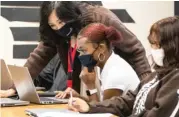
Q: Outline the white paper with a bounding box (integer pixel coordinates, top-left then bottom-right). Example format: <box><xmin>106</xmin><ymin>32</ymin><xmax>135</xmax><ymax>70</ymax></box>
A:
<box><xmin>38</xmin><ymin>112</ymin><xmax>112</xmax><ymax>117</ymax></box>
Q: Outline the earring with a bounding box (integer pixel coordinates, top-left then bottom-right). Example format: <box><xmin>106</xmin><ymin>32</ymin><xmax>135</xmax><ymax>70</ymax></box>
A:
<box><xmin>98</xmin><ymin>52</ymin><xmax>105</xmax><ymax>62</ymax></box>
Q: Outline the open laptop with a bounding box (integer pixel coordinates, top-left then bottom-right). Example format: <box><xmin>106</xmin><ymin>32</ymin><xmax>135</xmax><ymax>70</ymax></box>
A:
<box><xmin>1</xmin><ymin>59</ymin><xmax>57</xmax><ymax>97</ymax></box>
<box><xmin>0</xmin><ymin>59</ymin><xmax>30</xmax><ymax>107</ymax></box>
<box><xmin>0</xmin><ymin>98</ymin><xmax>30</xmax><ymax>107</ymax></box>
<box><xmin>0</xmin><ymin>59</ymin><xmax>13</xmax><ymax>90</ymax></box>
<box><xmin>8</xmin><ymin>65</ymin><xmax>68</xmax><ymax>104</ymax></box>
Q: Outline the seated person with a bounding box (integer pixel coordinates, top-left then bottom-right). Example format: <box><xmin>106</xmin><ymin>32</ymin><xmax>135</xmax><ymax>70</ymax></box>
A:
<box><xmin>0</xmin><ymin>54</ymin><xmax>67</xmax><ymax>98</ymax></box>
<box><xmin>56</xmin><ymin>23</ymin><xmax>139</xmax><ymax>102</ymax></box>
<box><xmin>68</xmin><ymin>16</ymin><xmax>179</xmax><ymax>117</ymax></box>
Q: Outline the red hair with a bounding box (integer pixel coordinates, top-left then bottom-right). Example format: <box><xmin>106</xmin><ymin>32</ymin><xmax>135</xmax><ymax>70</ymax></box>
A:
<box><xmin>78</xmin><ymin>23</ymin><xmax>122</xmax><ymax>46</ymax></box>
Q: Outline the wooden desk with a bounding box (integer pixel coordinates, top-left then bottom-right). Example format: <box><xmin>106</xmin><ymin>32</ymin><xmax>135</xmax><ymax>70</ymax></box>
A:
<box><xmin>1</xmin><ymin>104</ymin><xmax>117</xmax><ymax>117</ymax></box>
<box><xmin>1</xmin><ymin>104</ymin><xmax>67</xmax><ymax>117</ymax></box>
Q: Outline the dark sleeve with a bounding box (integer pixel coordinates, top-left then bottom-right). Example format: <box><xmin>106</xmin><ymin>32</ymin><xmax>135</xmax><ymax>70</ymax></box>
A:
<box><xmin>137</xmin><ymin>72</ymin><xmax>179</xmax><ymax>117</ymax></box>
<box><xmin>34</xmin><ymin>54</ymin><xmax>60</xmax><ymax>90</ymax></box>
<box><xmin>24</xmin><ymin>41</ymin><xmax>57</xmax><ymax>78</ymax></box>
<box><xmin>10</xmin><ymin>42</ymin><xmax>57</xmax><ymax>90</ymax></box>
<box><xmin>87</xmin><ymin>89</ymin><xmax>138</xmax><ymax>117</ymax></box>
<box><xmin>87</xmin><ymin>7</ymin><xmax>151</xmax><ymax>80</ymax></box>
<box><xmin>110</xmin><ymin>18</ymin><xmax>151</xmax><ymax>80</ymax></box>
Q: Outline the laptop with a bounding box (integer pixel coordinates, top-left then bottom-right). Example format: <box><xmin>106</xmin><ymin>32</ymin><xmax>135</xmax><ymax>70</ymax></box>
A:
<box><xmin>1</xmin><ymin>59</ymin><xmax>56</xmax><ymax>97</ymax></box>
<box><xmin>0</xmin><ymin>59</ymin><xmax>30</xmax><ymax>107</ymax></box>
<box><xmin>8</xmin><ymin>65</ymin><xmax>68</xmax><ymax>104</ymax></box>
<box><xmin>0</xmin><ymin>59</ymin><xmax>13</xmax><ymax>90</ymax></box>
<box><xmin>0</xmin><ymin>98</ymin><xmax>30</xmax><ymax>107</ymax></box>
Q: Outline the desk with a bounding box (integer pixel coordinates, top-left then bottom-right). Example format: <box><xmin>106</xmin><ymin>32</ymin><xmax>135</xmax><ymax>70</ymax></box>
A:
<box><xmin>1</xmin><ymin>104</ymin><xmax>67</xmax><ymax>117</ymax></box>
<box><xmin>1</xmin><ymin>104</ymin><xmax>117</xmax><ymax>117</ymax></box>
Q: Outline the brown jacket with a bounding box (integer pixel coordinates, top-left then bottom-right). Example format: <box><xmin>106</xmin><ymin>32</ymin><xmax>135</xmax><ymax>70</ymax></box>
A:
<box><xmin>23</xmin><ymin>3</ymin><xmax>151</xmax><ymax>93</ymax></box>
<box><xmin>87</xmin><ymin>68</ymin><xmax>179</xmax><ymax>117</ymax></box>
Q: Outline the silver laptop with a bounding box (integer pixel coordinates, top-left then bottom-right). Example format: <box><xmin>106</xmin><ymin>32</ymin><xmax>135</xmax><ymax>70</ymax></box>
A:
<box><xmin>0</xmin><ymin>98</ymin><xmax>29</xmax><ymax>107</ymax></box>
<box><xmin>0</xmin><ymin>59</ymin><xmax>29</xmax><ymax>107</ymax></box>
<box><xmin>0</xmin><ymin>59</ymin><xmax>13</xmax><ymax>90</ymax></box>
<box><xmin>8</xmin><ymin>65</ymin><xmax>68</xmax><ymax>104</ymax></box>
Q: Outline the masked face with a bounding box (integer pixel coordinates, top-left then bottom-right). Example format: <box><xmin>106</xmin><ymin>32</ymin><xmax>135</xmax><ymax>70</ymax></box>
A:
<box><xmin>151</xmin><ymin>48</ymin><xmax>165</xmax><ymax>66</ymax></box>
<box><xmin>55</xmin><ymin>20</ymin><xmax>79</xmax><ymax>39</ymax></box>
<box><xmin>78</xmin><ymin>50</ymin><xmax>97</xmax><ymax>69</ymax></box>
<box><xmin>77</xmin><ymin>37</ymin><xmax>99</xmax><ymax>71</ymax></box>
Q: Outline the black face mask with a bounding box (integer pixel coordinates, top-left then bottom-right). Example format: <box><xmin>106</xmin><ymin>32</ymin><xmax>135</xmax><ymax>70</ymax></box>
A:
<box><xmin>55</xmin><ymin>20</ymin><xmax>79</xmax><ymax>39</ymax></box>
<box><xmin>78</xmin><ymin>50</ymin><xmax>97</xmax><ymax>72</ymax></box>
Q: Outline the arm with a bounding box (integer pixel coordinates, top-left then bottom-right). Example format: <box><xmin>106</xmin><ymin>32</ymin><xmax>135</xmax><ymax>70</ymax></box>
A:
<box><xmin>86</xmin><ymin>70</ymin><xmax>140</xmax><ymax>116</ymax></box>
<box><xmin>87</xmin><ymin>6</ymin><xmax>151</xmax><ymax>79</ymax></box>
<box><xmin>110</xmin><ymin>18</ymin><xmax>151</xmax><ymax>80</ymax></box>
<box><xmin>88</xmin><ymin>70</ymin><xmax>179</xmax><ymax>117</ymax></box>
<box><xmin>80</xmin><ymin>84</ymin><xmax>123</xmax><ymax>102</ymax></box>
<box><xmin>79</xmin><ymin>67</ymin><xmax>100</xmax><ymax>102</ymax></box>
<box><xmin>103</xmin><ymin>89</ymin><xmax>123</xmax><ymax>100</ymax></box>
<box><xmin>86</xmin><ymin>84</ymin><xmax>99</xmax><ymax>102</ymax></box>
<box><xmin>10</xmin><ymin>41</ymin><xmax>57</xmax><ymax>90</ymax></box>
<box><xmin>88</xmin><ymin>89</ymin><xmax>138</xmax><ymax>117</ymax></box>
<box><xmin>24</xmin><ymin>41</ymin><xmax>57</xmax><ymax>78</ymax></box>
<box><xmin>134</xmin><ymin>71</ymin><xmax>179</xmax><ymax>117</ymax></box>
<box><xmin>102</xmin><ymin>66</ymin><xmax>134</xmax><ymax>100</ymax></box>
<box><xmin>34</xmin><ymin>54</ymin><xmax>60</xmax><ymax>90</ymax></box>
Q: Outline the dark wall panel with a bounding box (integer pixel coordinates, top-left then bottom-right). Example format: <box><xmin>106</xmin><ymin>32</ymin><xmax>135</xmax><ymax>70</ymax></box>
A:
<box><xmin>1</xmin><ymin>1</ymin><xmax>103</xmax><ymax>7</ymax></box>
<box><xmin>1</xmin><ymin>8</ymin><xmax>40</xmax><ymax>22</ymax></box>
<box><xmin>11</xmin><ymin>27</ymin><xmax>39</xmax><ymax>41</ymax></box>
<box><xmin>13</xmin><ymin>45</ymin><xmax>37</xmax><ymax>59</ymax></box>
<box><xmin>175</xmin><ymin>1</ymin><xmax>179</xmax><ymax>15</ymax></box>
<box><xmin>111</xmin><ymin>9</ymin><xmax>135</xmax><ymax>23</ymax></box>
<box><xmin>1</xmin><ymin>1</ymin><xmax>42</xmax><ymax>6</ymax></box>
<box><xmin>85</xmin><ymin>1</ymin><xmax>102</xmax><ymax>6</ymax></box>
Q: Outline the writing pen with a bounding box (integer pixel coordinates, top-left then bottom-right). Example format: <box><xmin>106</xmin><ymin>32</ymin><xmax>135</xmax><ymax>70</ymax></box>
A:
<box><xmin>70</xmin><ymin>90</ymin><xmax>73</xmax><ymax>106</ymax></box>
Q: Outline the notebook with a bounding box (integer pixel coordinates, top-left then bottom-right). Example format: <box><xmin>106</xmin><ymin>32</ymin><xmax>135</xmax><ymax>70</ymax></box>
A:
<box><xmin>25</xmin><ymin>108</ymin><xmax>112</xmax><ymax>117</ymax></box>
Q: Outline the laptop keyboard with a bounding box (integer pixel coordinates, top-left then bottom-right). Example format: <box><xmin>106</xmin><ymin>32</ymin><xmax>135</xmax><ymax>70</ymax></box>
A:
<box><xmin>39</xmin><ymin>97</ymin><xmax>68</xmax><ymax>103</ymax></box>
<box><xmin>39</xmin><ymin>97</ymin><xmax>57</xmax><ymax>102</ymax></box>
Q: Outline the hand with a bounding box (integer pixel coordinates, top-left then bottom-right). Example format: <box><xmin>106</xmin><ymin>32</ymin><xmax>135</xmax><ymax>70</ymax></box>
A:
<box><xmin>0</xmin><ymin>89</ymin><xmax>16</xmax><ymax>98</ymax></box>
<box><xmin>80</xmin><ymin>67</ymin><xmax>96</xmax><ymax>89</ymax></box>
<box><xmin>55</xmin><ymin>87</ymin><xmax>80</xmax><ymax>99</ymax></box>
<box><xmin>68</xmin><ymin>97</ymin><xmax>90</xmax><ymax>113</ymax></box>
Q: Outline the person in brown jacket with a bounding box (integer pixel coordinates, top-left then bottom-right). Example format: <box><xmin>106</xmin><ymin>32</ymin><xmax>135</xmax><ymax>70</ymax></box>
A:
<box><xmin>0</xmin><ymin>1</ymin><xmax>150</xmax><ymax>97</ymax></box>
<box><xmin>68</xmin><ymin>16</ymin><xmax>179</xmax><ymax>117</ymax></box>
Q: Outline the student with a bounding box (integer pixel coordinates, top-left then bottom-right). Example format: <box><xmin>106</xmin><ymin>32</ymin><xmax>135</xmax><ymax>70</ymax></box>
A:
<box><xmin>56</xmin><ymin>23</ymin><xmax>139</xmax><ymax>102</ymax></box>
<box><xmin>0</xmin><ymin>1</ymin><xmax>150</xmax><ymax>97</ymax></box>
<box><xmin>68</xmin><ymin>16</ymin><xmax>179</xmax><ymax>117</ymax></box>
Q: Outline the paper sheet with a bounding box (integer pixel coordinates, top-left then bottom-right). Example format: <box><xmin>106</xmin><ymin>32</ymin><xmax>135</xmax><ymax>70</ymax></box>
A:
<box><xmin>38</xmin><ymin>112</ymin><xmax>112</xmax><ymax>117</ymax></box>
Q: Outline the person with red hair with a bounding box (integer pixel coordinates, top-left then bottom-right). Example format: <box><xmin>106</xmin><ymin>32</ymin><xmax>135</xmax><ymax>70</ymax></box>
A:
<box><xmin>68</xmin><ymin>16</ymin><xmax>179</xmax><ymax>117</ymax></box>
<box><xmin>56</xmin><ymin>23</ymin><xmax>139</xmax><ymax>102</ymax></box>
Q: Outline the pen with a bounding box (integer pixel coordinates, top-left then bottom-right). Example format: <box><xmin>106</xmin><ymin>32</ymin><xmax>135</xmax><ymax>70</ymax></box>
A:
<box><xmin>70</xmin><ymin>90</ymin><xmax>73</xmax><ymax>106</ymax></box>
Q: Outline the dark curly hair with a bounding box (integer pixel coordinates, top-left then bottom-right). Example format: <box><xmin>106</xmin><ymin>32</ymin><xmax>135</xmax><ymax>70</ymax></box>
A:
<box><xmin>148</xmin><ymin>16</ymin><xmax>179</xmax><ymax>76</ymax></box>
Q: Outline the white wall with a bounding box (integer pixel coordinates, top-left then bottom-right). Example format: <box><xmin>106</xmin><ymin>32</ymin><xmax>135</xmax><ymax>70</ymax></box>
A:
<box><xmin>0</xmin><ymin>16</ymin><xmax>14</xmax><ymax>65</ymax></box>
<box><xmin>0</xmin><ymin>1</ymin><xmax>174</xmax><ymax>66</ymax></box>
<box><xmin>103</xmin><ymin>1</ymin><xmax>174</xmax><ymax>56</ymax></box>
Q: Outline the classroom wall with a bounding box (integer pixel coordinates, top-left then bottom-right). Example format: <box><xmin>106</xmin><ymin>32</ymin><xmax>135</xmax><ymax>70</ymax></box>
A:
<box><xmin>0</xmin><ymin>1</ymin><xmax>176</xmax><ymax>66</ymax></box>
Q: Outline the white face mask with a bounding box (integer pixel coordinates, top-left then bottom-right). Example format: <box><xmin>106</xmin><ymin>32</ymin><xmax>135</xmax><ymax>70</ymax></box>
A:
<box><xmin>151</xmin><ymin>48</ymin><xmax>165</xmax><ymax>66</ymax></box>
